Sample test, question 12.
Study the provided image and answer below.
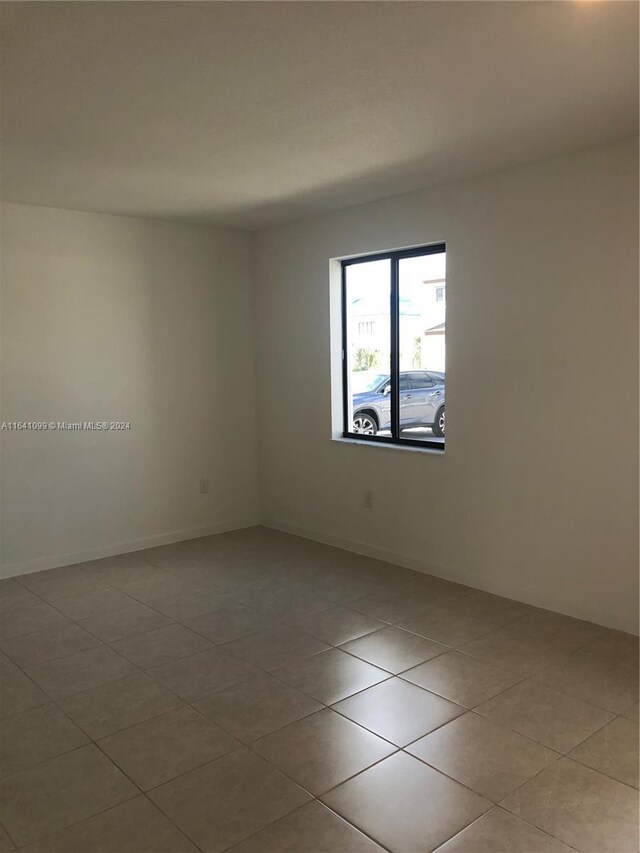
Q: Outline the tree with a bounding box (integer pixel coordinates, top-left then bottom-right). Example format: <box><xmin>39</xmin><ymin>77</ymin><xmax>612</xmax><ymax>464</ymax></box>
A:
<box><xmin>412</xmin><ymin>335</ymin><xmax>422</xmax><ymax>368</ymax></box>
<box><xmin>353</xmin><ymin>347</ymin><xmax>379</xmax><ymax>371</ymax></box>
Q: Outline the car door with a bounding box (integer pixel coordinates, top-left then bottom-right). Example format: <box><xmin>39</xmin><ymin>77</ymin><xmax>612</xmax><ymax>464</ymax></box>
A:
<box><xmin>425</xmin><ymin>372</ymin><xmax>445</xmax><ymax>424</ymax></box>
<box><xmin>406</xmin><ymin>372</ymin><xmax>437</xmax><ymax>424</ymax></box>
<box><xmin>399</xmin><ymin>374</ymin><xmax>420</xmax><ymax>426</ymax></box>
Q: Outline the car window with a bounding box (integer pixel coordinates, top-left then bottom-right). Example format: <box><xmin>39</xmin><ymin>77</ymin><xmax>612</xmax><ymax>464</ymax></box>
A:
<box><xmin>399</xmin><ymin>375</ymin><xmax>413</xmax><ymax>391</ymax></box>
<box><xmin>351</xmin><ymin>372</ymin><xmax>388</xmax><ymax>394</ymax></box>
<box><xmin>408</xmin><ymin>372</ymin><xmax>434</xmax><ymax>389</ymax></box>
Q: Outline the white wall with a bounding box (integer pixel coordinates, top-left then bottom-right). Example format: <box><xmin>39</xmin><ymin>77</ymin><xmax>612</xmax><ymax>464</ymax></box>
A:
<box><xmin>253</xmin><ymin>138</ymin><xmax>639</xmax><ymax>634</ymax></box>
<box><xmin>2</xmin><ymin>140</ymin><xmax>637</xmax><ymax>634</ymax></box>
<box><xmin>1</xmin><ymin>203</ymin><xmax>259</xmax><ymax>575</ymax></box>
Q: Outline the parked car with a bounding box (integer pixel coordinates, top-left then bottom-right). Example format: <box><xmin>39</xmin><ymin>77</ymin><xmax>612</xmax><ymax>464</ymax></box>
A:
<box><xmin>351</xmin><ymin>370</ymin><xmax>445</xmax><ymax>436</ymax></box>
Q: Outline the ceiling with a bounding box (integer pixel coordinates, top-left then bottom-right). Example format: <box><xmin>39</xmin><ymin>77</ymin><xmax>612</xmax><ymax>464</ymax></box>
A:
<box><xmin>1</xmin><ymin>1</ymin><xmax>637</xmax><ymax>230</ymax></box>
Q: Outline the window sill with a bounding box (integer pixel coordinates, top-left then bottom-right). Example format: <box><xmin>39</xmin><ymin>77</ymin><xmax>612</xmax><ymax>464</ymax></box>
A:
<box><xmin>331</xmin><ymin>436</ymin><xmax>445</xmax><ymax>455</ymax></box>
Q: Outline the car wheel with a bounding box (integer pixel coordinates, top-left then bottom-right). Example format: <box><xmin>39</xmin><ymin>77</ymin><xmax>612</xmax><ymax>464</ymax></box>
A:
<box><xmin>352</xmin><ymin>412</ymin><xmax>378</xmax><ymax>435</ymax></box>
<box><xmin>432</xmin><ymin>405</ymin><xmax>445</xmax><ymax>437</ymax></box>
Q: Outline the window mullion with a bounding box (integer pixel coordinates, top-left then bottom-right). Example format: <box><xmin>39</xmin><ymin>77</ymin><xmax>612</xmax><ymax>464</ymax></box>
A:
<box><xmin>390</xmin><ymin>255</ymin><xmax>400</xmax><ymax>440</ymax></box>
<box><xmin>341</xmin><ymin>262</ymin><xmax>349</xmax><ymax>435</ymax></box>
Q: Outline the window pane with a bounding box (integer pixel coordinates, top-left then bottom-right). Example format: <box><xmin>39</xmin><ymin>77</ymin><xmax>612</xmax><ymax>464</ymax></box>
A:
<box><xmin>408</xmin><ymin>371</ymin><xmax>434</xmax><ymax>389</ymax></box>
<box><xmin>345</xmin><ymin>259</ymin><xmax>391</xmax><ymax>437</ymax></box>
<box><xmin>398</xmin><ymin>251</ymin><xmax>446</xmax><ymax>444</ymax></box>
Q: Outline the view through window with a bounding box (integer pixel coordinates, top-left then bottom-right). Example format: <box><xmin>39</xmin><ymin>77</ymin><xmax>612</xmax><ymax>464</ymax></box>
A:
<box><xmin>342</xmin><ymin>244</ymin><xmax>446</xmax><ymax>449</ymax></box>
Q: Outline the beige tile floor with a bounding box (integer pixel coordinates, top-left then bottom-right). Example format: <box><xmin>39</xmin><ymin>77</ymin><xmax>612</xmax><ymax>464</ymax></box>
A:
<box><xmin>0</xmin><ymin>526</ymin><xmax>637</xmax><ymax>853</ymax></box>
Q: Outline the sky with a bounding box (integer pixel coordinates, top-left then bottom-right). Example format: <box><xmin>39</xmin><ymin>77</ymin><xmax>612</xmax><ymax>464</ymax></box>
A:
<box><xmin>347</xmin><ymin>252</ymin><xmax>446</xmax><ymax>317</ymax></box>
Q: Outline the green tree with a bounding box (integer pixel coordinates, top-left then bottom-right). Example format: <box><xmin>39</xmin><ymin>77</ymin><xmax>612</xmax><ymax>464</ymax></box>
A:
<box><xmin>353</xmin><ymin>348</ymin><xmax>379</xmax><ymax>371</ymax></box>
<box><xmin>412</xmin><ymin>336</ymin><xmax>422</xmax><ymax>368</ymax></box>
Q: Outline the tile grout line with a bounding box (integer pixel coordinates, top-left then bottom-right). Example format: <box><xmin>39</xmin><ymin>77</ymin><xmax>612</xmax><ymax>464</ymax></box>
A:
<box><xmin>2</xmin><ymin>539</ymin><xmax>637</xmax><ymax>851</ymax></box>
<box><xmin>216</xmin><ymin>798</ymin><xmax>398</xmax><ymax>853</ymax></box>
<box><xmin>429</xmin><ymin>805</ymin><xmax>584</xmax><ymax>853</ymax></box>
<box><xmin>3</xmin><ymin>604</ymin><xmax>635</xmax><ymax>792</ymax></box>
<box><xmin>3</xmin><ymin>592</ymin><xmax>635</xmax><ymax>788</ymax></box>
<box><xmin>6</xmin><ymin>652</ymin><xmax>635</xmax><ymax>851</ymax></box>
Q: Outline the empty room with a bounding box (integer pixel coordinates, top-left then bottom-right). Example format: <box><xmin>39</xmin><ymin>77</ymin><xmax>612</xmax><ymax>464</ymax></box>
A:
<box><xmin>0</xmin><ymin>2</ymin><xmax>638</xmax><ymax>852</ymax></box>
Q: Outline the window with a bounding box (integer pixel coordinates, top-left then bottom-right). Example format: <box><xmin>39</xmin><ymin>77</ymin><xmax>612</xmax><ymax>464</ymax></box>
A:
<box><xmin>408</xmin><ymin>371</ymin><xmax>434</xmax><ymax>389</ymax></box>
<box><xmin>342</xmin><ymin>244</ymin><xmax>446</xmax><ymax>450</ymax></box>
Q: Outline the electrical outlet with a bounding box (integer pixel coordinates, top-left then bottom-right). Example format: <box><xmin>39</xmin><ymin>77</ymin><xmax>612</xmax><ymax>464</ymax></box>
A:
<box><xmin>199</xmin><ymin>478</ymin><xmax>209</xmax><ymax>495</ymax></box>
<box><xmin>363</xmin><ymin>489</ymin><xmax>374</xmax><ymax>509</ymax></box>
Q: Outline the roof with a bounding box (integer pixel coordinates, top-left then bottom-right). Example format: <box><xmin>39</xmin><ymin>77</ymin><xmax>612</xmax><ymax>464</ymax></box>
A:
<box><xmin>424</xmin><ymin>322</ymin><xmax>446</xmax><ymax>336</ymax></box>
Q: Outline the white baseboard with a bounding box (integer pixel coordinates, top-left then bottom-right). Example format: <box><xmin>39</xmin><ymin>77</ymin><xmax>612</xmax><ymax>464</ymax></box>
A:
<box><xmin>263</xmin><ymin>518</ymin><xmax>443</xmax><ymax>575</ymax></box>
<box><xmin>4</xmin><ymin>513</ymin><xmax>634</xmax><ymax>634</ymax></box>
<box><xmin>262</xmin><ymin>517</ymin><xmax>637</xmax><ymax>635</ymax></box>
<box><xmin>1</xmin><ymin>517</ymin><xmax>260</xmax><ymax>580</ymax></box>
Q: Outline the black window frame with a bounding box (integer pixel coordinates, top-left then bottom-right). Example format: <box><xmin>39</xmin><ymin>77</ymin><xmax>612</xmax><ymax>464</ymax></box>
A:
<box><xmin>341</xmin><ymin>242</ymin><xmax>446</xmax><ymax>452</ymax></box>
